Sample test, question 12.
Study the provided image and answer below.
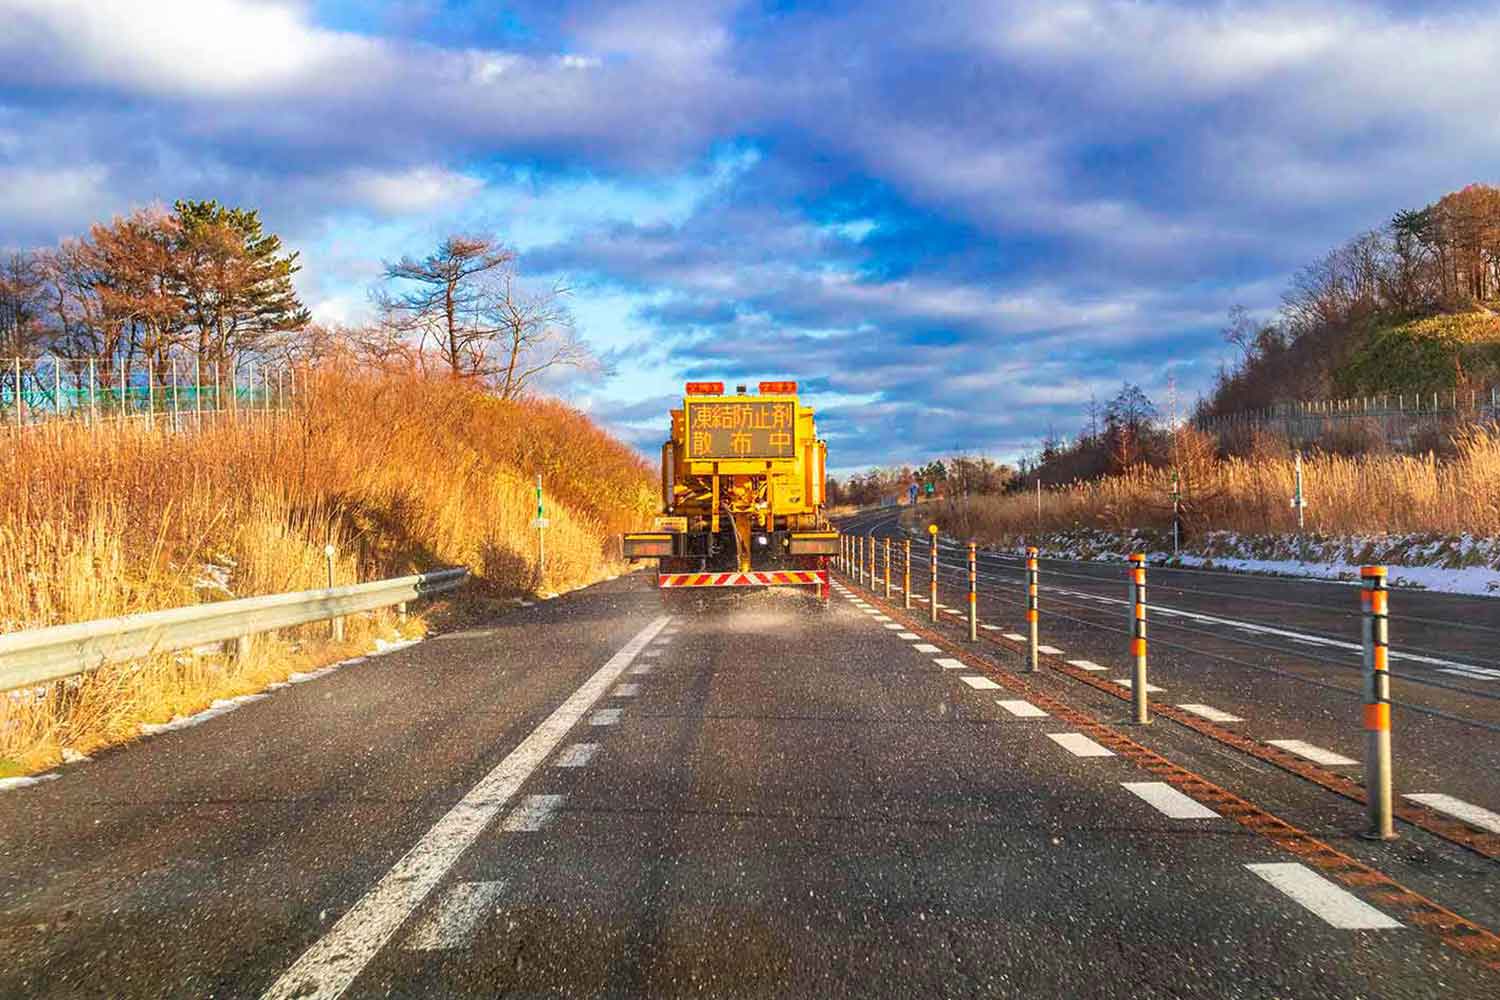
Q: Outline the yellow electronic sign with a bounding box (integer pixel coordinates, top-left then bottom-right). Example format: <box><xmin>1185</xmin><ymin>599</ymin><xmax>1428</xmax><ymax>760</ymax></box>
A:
<box><xmin>685</xmin><ymin>400</ymin><xmax>797</xmax><ymax>459</ymax></box>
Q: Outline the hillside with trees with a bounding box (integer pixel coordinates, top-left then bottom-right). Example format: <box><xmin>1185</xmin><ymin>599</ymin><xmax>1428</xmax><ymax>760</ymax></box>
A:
<box><xmin>1202</xmin><ymin>183</ymin><xmax>1500</xmax><ymax>419</ymax></box>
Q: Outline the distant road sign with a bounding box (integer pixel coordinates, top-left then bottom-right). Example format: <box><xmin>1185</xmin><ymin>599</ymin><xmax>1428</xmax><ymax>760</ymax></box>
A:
<box><xmin>908</xmin><ymin>483</ymin><xmax>919</xmax><ymax>503</ymax></box>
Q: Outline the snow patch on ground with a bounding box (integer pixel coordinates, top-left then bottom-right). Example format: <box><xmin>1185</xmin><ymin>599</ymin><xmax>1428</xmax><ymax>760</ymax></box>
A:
<box><xmin>0</xmin><ymin>772</ymin><xmax>59</xmax><ymax>793</ymax></box>
<box><xmin>959</xmin><ymin>526</ymin><xmax>1500</xmax><ymax>597</ymax></box>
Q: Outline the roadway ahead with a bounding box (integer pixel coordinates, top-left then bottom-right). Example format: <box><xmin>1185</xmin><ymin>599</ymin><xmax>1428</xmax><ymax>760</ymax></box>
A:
<box><xmin>2</xmin><ymin>571</ymin><xmax>1498</xmax><ymax>997</ymax></box>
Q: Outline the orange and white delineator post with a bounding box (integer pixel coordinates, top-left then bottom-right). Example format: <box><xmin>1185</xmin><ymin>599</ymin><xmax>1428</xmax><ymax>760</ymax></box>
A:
<box><xmin>1129</xmin><ymin>553</ymin><xmax>1149</xmax><ymax>724</ymax></box>
<box><xmin>967</xmin><ymin>542</ymin><xmax>978</xmax><ymax>641</ymax></box>
<box><xmin>903</xmin><ymin>539</ymin><xmax>912</xmax><ymax>610</ymax></box>
<box><xmin>1362</xmin><ymin>566</ymin><xmax>1396</xmax><ymax>840</ymax></box>
<box><xmin>884</xmin><ymin>537</ymin><xmax>892</xmax><ymax>600</ymax></box>
<box><xmin>1025</xmin><ymin>547</ymin><xmax>1039</xmax><ymax>673</ymax></box>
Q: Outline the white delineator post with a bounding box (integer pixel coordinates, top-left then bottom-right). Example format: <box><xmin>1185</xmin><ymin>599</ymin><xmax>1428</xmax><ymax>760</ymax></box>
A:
<box><xmin>1362</xmin><ymin>566</ymin><xmax>1395</xmax><ymax>840</ymax></box>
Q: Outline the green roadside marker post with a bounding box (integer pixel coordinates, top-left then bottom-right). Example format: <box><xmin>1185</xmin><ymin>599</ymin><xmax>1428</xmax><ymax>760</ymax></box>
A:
<box><xmin>532</xmin><ymin>474</ymin><xmax>550</xmax><ymax>584</ymax></box>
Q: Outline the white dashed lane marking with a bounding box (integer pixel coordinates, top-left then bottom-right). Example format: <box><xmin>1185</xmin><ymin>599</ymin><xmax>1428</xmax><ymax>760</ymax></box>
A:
<box><xmin>913</xmin><ymin>644</ymin><xmax>941</xmax><ymax>653</ymax></box>
<box><xmin>1046</xmin><ymin>732</ymin><xmax>1115</xmax><ymax>758</ymax></box>
<box><xmin>1177</xmin><ymin>703</ymin><xmax>1243</xmax><ymax>723</ymax></box>
<box><xmin>1122</xmin><ymin>781</ymin><xmax>1220</xmax><ymax>819</ymax></box>
<box><xmin>897</xmin><ymin>632</ymin><xmax>919</xmax><ymax>640</ymax></box>
<box><xmin>1038</xmin><ymin>645</ymin><xmax>1064</xmax><ymax>655</ymax></box>
<box><xmin>959</xmin><ymin>675</ymin><xmax>1001</xmax><ymax>690</ymax></box>
<box><xmin>1002</xmin><ymin>633</ymin><xmax>1025</xmax><ymax>641</ymax></box>
<box><xmin>980</xmin><ymin>624</ymin><xmax>999</xmax><ymax>631</ymax></box>
<box><xmin>996</xmin><ymin>699</ymin><xmax>1048</xmax><ymax>718</ymax></box>
<box><xmin>614</xmin><ymin>683</ymin><xmax>639</xmax><ymax>697</ymax></box>
<box><xmin>590</xmin><ymin>708</ymin><xmax>623</xmax><ymax>726</ymax></box>
<box><xmin>554</xmin><ymin>743</ymin><xmax>600</xmax><ymax>768</ymax></box>
<box><xmin>403</xmin><ymin>881</ymin><xmax>505</xmax><ymax>951</ymax></box>
<box><xmin>882</xmin><ymin>623</ymin><xmax>904</xmax><ymax>630</ymax></box>
<box><xmin>260</xmin><ymin>615</ymin><xmax>669</xmax><ymax>1000</ymax></box>
<box><xmin>1114</xmin><ymin>678</ymin><xmax>1165</xmax><ymax>693</ymax></box>
<box><xmin>629</xmin><ymin>663</ymin><xmax>654</xmax><ymax>676</ymax></box>
<box><xmin>1066</xmin><ymin>659</ymin><xmax>1107</xmax><ymax>672</ymax></box>
<box><xmin>1403</xmin><ymin>794</ymin><xmax>1500</xmax><ymax>834</ymax></box>
<box><xmin>1267</xmin><ymin>740</ymin><xmax>1357</xmax><ymax>766</ymax></box>
<box><xmin>1246</xmin><ymin>863</ymin><xmax>1403</xmax><ymax>929</ymax></box>
<box><xmin>934</xmin><ymin>658</ymin><xmax>967</xmax><ymax>670</ymax></box>
<box><xmin>501</xmin><ymin>794</ymin><xmax>564</xmax><ymax>832</ymax></box>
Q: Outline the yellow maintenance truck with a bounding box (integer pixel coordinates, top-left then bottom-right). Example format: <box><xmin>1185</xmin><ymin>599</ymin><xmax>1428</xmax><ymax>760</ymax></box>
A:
<box><xmin>623</xmin><ymin>380</ymin><xmax>838</xmax><ymax>601</ymax></box>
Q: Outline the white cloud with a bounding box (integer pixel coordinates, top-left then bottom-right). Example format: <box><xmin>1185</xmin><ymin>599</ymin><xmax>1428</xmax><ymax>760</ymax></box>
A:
<box><xmin>0</xmin><ymin>0</ymin><xmax>378</xmax><ymax>97</ymax></box>
<box><xmin>345</xmin><ymin>166</ymin><xmax>486</xmax><ymax>215</ymax></box>
<box><xmin>0</xmin><ymin>164</ymin><xmax>111</xmax><ymax>235</ymax></box>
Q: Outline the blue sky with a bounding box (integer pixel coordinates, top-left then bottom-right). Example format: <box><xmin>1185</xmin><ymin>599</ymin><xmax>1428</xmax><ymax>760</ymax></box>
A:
<box><xmin>3</xmin><ymin>1</ymin><xmax>1499</xmax><ymax>473</ymax></box>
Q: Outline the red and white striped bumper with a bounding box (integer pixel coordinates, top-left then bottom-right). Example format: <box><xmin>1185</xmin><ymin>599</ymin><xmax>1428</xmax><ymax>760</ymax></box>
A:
<box><xmin>658</xmin><ymin>570</ymin><xmax>827</xmax><ymax>589</ymax></box>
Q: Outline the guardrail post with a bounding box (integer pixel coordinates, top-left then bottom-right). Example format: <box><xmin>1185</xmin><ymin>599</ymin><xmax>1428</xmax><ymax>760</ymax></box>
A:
<box><xmin>397</xmin><ymin>601</ymin><xmax>409</xmax><ymax>626</ymax></box>
<box><xmin>326</xmin><ymin>544</ymin><xmax>345</xmax><ymax>643</ymax></box>
<box><xmin>1026</xmin><ymin>547</ymin><xmax>1038</xmax><ymax>672</ymax></box>
<box><xmin>903</xmin><ymin>539</ymin><xmax>912</xmax><ymax>610</ymax></box>
<box><xmin>880</xmin><ymin>537</ymin><xmax>888</xmax><ymax>599</ymax></box>
<box><xmin>929</xmin><ymin>533</ymin><xmax>938</xmax><ymax>623</ymax></box>
<box><xmin>1129</xmin><ymin>553</ymin><xmax>1149</xmax><ymax>724</ymax></box>
<box><xmin>236</xmin><ymin>635</ymin><xmax>253</xmax><ymax>662</ymax></box>
<box><xmin>1362</xmin><ymin>566</ymin><xmax>1395</xmax><ymax>840</ymax></box>
<box><xmin>967</xmin><ymin>542</ymin><xmax>977</xmax><ymax>641</ymax></box>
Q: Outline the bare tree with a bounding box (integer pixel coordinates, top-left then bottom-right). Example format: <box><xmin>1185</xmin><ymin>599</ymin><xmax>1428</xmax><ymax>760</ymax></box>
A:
<box><xmin>491</xmin><ymin>273</ymin><xmax>595</xmax><ymax>399</ymax></box>
<box><xmin>0</xmin><ymin>251</ymin><xmax>47</xmax><ymax>358</ymax></box>
<box><xmin>378</xmin><ymin>234</ymin><xmax>597</xmax><ymax>394</ymax></box>
<box><xmin>379</xmin><ymin>236</ymin><xmax>516</xmax><ymax>379</ymax></box>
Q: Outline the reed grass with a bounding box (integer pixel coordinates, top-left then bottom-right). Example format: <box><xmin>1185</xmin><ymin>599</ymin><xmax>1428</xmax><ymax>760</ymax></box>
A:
<box><xmin>0</xmin><ymin>367</ymin><xmax>657</xmax><ymax>774</ymax></box>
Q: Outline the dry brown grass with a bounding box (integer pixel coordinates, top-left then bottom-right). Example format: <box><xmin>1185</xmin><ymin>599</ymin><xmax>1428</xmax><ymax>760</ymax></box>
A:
<box><xmin>935</xmin><ymin>426</ymin><xmax>1500</xmax><ymax>543</ymax></box>
<box><xmin>1</xmin><ymin>368</ymin><xmax>657</xmax><ymax>774</ymax></box>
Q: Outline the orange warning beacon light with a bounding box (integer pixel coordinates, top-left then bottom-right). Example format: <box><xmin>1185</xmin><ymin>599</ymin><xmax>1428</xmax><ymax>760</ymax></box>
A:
<box><xmin>758</xmin><ymin>381</ymin><xmax>797</xmax><ymax>394</ymax></box>
<box><xmin>684</xmin><ymin>381</ymin><xmax>725</xmax><ymax>395</ymax></box>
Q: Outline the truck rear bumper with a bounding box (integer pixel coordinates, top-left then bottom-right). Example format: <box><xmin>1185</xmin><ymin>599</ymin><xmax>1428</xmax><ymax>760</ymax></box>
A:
<box><xmin>658</xmin><ymin>569</ymin><xmax>827</xmax><ymax>590</ymax></box>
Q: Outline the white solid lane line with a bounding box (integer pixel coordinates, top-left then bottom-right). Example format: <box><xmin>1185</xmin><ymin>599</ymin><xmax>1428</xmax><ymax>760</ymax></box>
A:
<box><xmin>1177</xmin><ymin>703</ymin><xmax>1243</xmax><ymax>723</ymax></box>
<box><xmin>403</xmin><ymin>881</ymin><xmax>506</xmax><ymax>951</ymax></box>
<box><xmin>1267</xmin><ymin>739</ymin><xmax>1357</xmax><ymax>766</ymax></box>
<box><xmin>1121</xmin><ymin>781</ymin><xmax>1220</xmax><ymax>819</ymax></box>
<box><xmin>554</xmin><ymin>743</ymin><xmax>600</xmax><ymax>768</ymax></box>
<box><xmin>959</xmin><ymin>675</ymin><xmax>1001</xmax><ymax>690</ymax></box>
<box><xmin>897</xmin><ymin>632</ymin><xmax>920</xmax><ymax>640</ymax></box>
<box><xmin>260</xmin><ymin>614</ymin><xmax>670</xmax><ymax>1000</ymax></box>
<box><xmin>591</xmin><ymin>708</ymin><xmax>623</xmax><ymax>726</ymax></box>
<box><xmin>913</xmin><ymin>643</ymin><xmax>941</xmax><ymax>653</ymax></box>
<box><xmin>501</xmin><ymin>794</ymin><xmax>565</xmax><ymax>832</ymax></box>
<box><xmin>1113</xmin><ymin>678</ymin><xmax>1165</xmax><ymax>693</ymax></box>
<box><xmin>996</xmin><ymin>699</ymin><xmax>1048</xmax><ymax>718</ymax></box>
<box><xmin>1066</xmin><ymin>659</ymin><xmax>1107</xmax><ymax>672</ymax></box>
<box><xmin>1403</xmin><ymin>793</ymin><xmax>1500</xmax><ymax>834</ymax></box>
<box><xmin>934</xmin><ymin>658</ymin><xmax>967</xmax><ymax>670</ymax></box>
<box><xmin>614</xmin><ymin>683</ymin><xmax>640</xmax><ymax>697</ymax></box>
<box><xmin>1246</xmin><ymin>863</ymin><xmax>1402</xmax><ymax>929</ymax></box>
<box><xmin>1046</xmin><ymin>732</ymin><xmax>1115</xmax><ymax>757</ymax></box>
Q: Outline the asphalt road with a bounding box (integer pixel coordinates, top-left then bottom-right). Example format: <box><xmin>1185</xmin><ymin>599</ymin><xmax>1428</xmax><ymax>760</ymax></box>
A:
<box><xmin>2</xmin><ymin>568</ymin><xmax>1498</xmax><ymax>997</ymax></box>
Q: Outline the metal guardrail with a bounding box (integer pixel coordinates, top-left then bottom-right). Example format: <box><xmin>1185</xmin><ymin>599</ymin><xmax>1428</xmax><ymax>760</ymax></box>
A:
<box><xmin>0</xmin><ymin>567</ymin><xmax>468</xmax><ymax>694</ymax></box>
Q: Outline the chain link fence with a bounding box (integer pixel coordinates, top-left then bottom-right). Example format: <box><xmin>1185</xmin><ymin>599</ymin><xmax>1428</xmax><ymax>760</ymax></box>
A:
<box><xmin>0</xmin><ymin>356</ymin><xmax>297</xmax><ymax>431</ymax></box>
<box><xmin>1197</xmin><ymin>387</ymin><xmax>1500</xmax><ymax>450</ymax></box>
